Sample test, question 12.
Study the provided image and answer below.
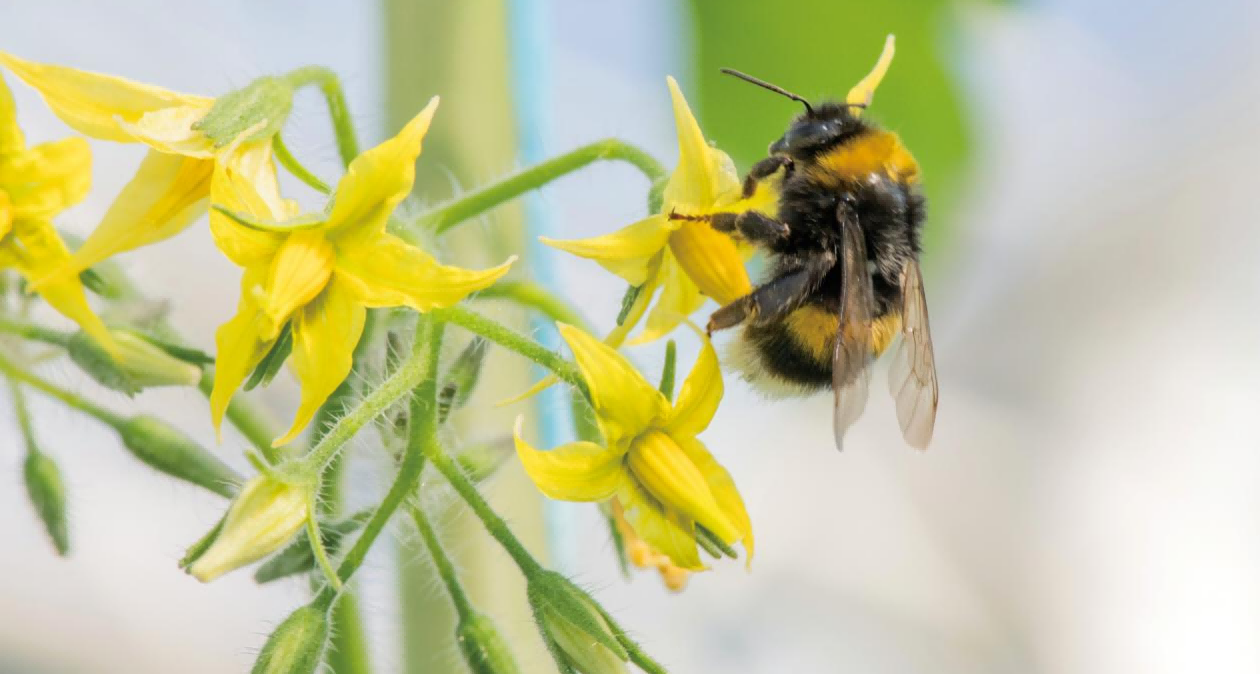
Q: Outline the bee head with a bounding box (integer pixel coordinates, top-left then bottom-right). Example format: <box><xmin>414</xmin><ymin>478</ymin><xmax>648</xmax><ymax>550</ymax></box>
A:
<box><xmin>769</xmin><ymin>103</ymin><xmax>867</xmax><ymax>157</ymax></box>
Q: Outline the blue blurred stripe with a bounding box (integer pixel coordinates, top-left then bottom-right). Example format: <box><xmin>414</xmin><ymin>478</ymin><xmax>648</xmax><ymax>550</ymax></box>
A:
<box><xmin>506</xmin><ymin>0</ymin><xmax>578</xmax><ymax>573</ymax></box>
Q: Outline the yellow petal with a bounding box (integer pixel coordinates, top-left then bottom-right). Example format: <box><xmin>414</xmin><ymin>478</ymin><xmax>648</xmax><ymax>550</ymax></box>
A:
<box><xmin>617</xmin><ymin>478</ymin><xmax>703</xmax><ymax>571</ymax></box>
<box><xmin>540</xmin><ymin>215</ymin><xmax>676</xmax><ymax>286</ymax></box>
<box><xmin>0</xmin><ymin>191</ymin><xmax>12</xmax><ymax>240</ymax></box>
<box><xmin>664</xmin><ymin>77</ymin><xmax>724</xmax><ymax>208</ymax></box>
<box><xmin>0</xmin><ymin>51</ymin><xmax>212</xmax><ymax>142</ymax></box>
<box><xmin>325</xmin><ymin>97</ymin><xmax>438</xmax><ymax>239</ymax></box>
<box><xmin>115</xmin><ymin>104</ymin><xmax>215</xmax><ymax>157</ymax></box>
<box><xmin>58</xmin><ymin>150</ymin><xmax>211</xmax><ymax>280</ymax></box>
<box><xmin>667</xmin><ymin>219</ymin><xmax>751</xmax><ymax>305</ymax></box>
<box><xmin>556</xmin><ymin>323</ymin><xmax>667</xmax><ymax>444</ymax></box>
<box><xmin>846</xmin><ymin>34</ymin><xmax>896</xmax><ymax>109</ymax></box>
<box><xmin>626</xmin><ymin>430</ymin><xmax>738</xmax><ymax>544</ymax></box>
<box><xmin>7</xmin><ymin>219</ymin><xmax>112</xmax><ymax>349</ymax></box>
<box><xmin>260</xmin><ymin>231</ymin><xmax>335</xmax><ymax>339</ymax></box>
<box><xmin>0</xmin><ymin>74</ymin><xmax>25</xmax><ymax>156</ymax></box>
<box><xmin>513</xmin><ymin>416</ymin><xmax>624</xmax><ymax>501</ymax></box>
<box><xmin>335</xmin><ymin>232</ymin><xmax>513</xmax><ymax>311</ymax></box>
<box><xmin>632</xmin><ymin>253</ymin><xmax>705</xmax><ymax>345</ymax></box>
<box><xmin>276</xmin><ymin>280</ymin><xmax>366</xmax><ymax>446</ymax></box>
<box><xmin>2</xmin><ymin>137</ymin><xmax>91</xmax><ymax>220</ymax></box>
<box><xmin>208</xmin><ymin>143</ymin><xmax>286</xmax><ymax>267</ymax></box>
<box><xmin>675</xmin><ymin>435</ymin><xmax>753</xmax><ymax>562</ymax></box>
<box><xmin>665</xmin><ymin>325</ymin><xmax>723</xmax><ymax>437</ymax></box>
<box><xmin>209</xmin><ymin>267</ymin><xmax>273</xmax><ymax>439</ymax></box>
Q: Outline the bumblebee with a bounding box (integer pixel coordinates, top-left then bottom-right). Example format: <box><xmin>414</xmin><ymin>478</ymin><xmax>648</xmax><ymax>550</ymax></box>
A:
<box><xmin>670</xmin><ymin>63</ymin><xmax>939</xmax><ymax>450</ymax></box>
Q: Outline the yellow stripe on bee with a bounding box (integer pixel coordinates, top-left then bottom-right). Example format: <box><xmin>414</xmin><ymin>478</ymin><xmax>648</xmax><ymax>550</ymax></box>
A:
<box><xmin>785</xmin><ymin>306</ymin><xmax>901</xmax><ymax>361</ymax></box>
<box><xmin>808</xmin><ymin>130</ymin><xmax>920</xmax><ymax>186</ymax></box>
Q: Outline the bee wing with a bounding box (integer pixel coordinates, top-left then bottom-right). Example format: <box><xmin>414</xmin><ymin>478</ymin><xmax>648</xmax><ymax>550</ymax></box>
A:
<box><xmin>888</xmin><ymin>259</ymin><xmax>939</xmax><ymax>450</ymax></box>
<box><xmin>832</xmin><ymin>217</ymin><xmax>875</xmax><ymax>451</ymax></box>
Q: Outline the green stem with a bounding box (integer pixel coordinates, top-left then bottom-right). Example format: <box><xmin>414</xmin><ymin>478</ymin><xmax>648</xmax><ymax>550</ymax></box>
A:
<box><xmin>314</xmin><ymin>317</ymin><xmax>443</xmax><ymax>609</ymax></box>
<box><xmin>197</xmin><ymin>372</ymin><xmax>281</xmax><ymax>463</ymax></box>
<box><xmin>273</xmin><ymin>133</ymin><xmax>332</xmax><ymax>194</ymax></box>
<box><xmin>286</xmin><ymin>65</ymin><xmax>360</xmax><ymax>167</ymax></box>
<box><xmin>296</xmin><ymin>317</ymin><xmax>437</xmax><ymax>474</ymax></box>
<box><xmin>306</xmin><ymin>499</ymin><xmax>342</xmax><ymax>592</ymax></box>
<box><xmin>407</xmin><ymin>499</ymin><xmax>475</xmax><ymax>618</ymax></box>
<box><xmin>424</xmin><ymin>438</ymin><xmax>543</xmax><ymax>576</ymax></box>
<box><xmin>434</xmin><ymin>306</ymin><xmax>588</xmax><ymax>401</ymax></box>
<box><xmin>0</xmin><ymin>352</ymin><xmax>125</xmax><ymax>428</ymax></box>
<box><xmin>478</xmin><ymin>281</ymin><xmax>591</xmax><ymax>331</ymax></box>
<box><xmin>8</xmin><ymin>380</ymin><xmax>37</xmax><ymax>457</ymax></box>
<box><xmin>0</xmin><ymin>316</ymin><xmax>71</xmax><ymax>347</ymax></box>
<box><xmin>412</xmin><ymin>139</ymin><xmax>666</xmax><ymax>235</ymax></box>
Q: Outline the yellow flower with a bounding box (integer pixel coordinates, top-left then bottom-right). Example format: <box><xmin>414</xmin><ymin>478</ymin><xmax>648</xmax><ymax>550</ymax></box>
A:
<box><xmin>0</xmin><ymin>73</ymin><xmax>111</xmax><ymax>348</ymax></box>
<box><xmin>514</xmin><ymin>322</ymin><xmax>751</xmax><ymax>570</ymax></box>
<box><xmin>543</xmin><ymin>77</ymin><xmax>759</xmax><ymax>345</ymax></box>
<box><xmin>0</xmin><ymin>52</ymin><xmax>282</xmax><ymax>281</ymax></box>
<box><xmin>210</xmin><ymin>98</ymin><xmax>514</xmax><ymax>446</ymax></box>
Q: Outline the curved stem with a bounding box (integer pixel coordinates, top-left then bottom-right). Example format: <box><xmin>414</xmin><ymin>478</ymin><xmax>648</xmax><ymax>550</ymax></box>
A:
<box><xmin>408</xmin><ymin>500</ymin><xmax>474</xmax><ymax>618</ymax></box>
<box><xmin>424</xmin><ymin>438</ymin><xmax>543</xmax><ymax>576</ymax></box>
<box><xmin>8</xmin><ymin>379</ymin><xmax>37</xmax><ymax>457</ymax></box>
<box><xmin>433</xmin><ymin>306</ymin><xmax>588</xmax><ymax>401</ymax></box>
<box><xmin>273</xmin><ymin>133</ymin><xmax>332</xmax><ymax>194</ymax></box>
<box><xmin>477</xmin><ymin>281</ymin><xmax>591</xmax><ymax>331</ymax></box>
<box><xmin>412</xmin><ymin>139</ymin><xmax>666</xmax><ymax>235</ymax></box>
<box><xmin>314</xmin><ymin>317</ymin><xmax>443</xmax><ymax>609</ymax></box>
<box><xmin>285</xmin><ymin>65</ymin><xmax>360</xmax><ymax>167</ymax></box>
<box><xmin>306</xmin><ymin>506</ymin><xmax>343</xmax><ymax>592</ymax></box>
<box><xmin>0</xmin><ymin>351</ymin><xmax>125</xmax><ymax>428</ymax></box>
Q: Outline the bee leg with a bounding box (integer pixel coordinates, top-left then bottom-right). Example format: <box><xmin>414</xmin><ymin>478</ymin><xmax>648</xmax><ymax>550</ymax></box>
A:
<box><xmin>711</xmin><ymin>211</ymin><xmax>790</xmax><ymax>242</ymax></box>
<box><xmin>670</xmin><ymin>210</ymin><xmax>789</xmax><ymax>244</ymax></box>
<box><xmin>742</xmin><ymin>155</ymin><xmax>794</xmax><ymax>198</ymax></box>
<box><xmin>707</xmin><ymin>257</ymin><xmax>831</xmax><ymax>334</ymax></box>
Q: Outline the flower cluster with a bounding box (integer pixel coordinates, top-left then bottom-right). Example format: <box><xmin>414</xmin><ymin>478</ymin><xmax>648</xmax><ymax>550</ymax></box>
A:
<box><xmin>0</xmin><ymin>35</ymin><xmax>899</xmax><ymax>673</ymax></box>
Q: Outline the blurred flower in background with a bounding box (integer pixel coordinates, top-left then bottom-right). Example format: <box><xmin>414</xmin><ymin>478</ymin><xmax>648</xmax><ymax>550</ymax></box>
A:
<box><xmin>1</xmin><ymin>0</ymin><xmax>1259</xmax><ymax>672</ymax></box>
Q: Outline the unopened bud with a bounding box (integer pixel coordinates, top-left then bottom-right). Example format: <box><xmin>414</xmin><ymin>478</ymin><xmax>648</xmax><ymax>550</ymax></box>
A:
<box><xmin>251</xmin><ymin>604</ymin><xmax>328</xmax><ymax>674</ymax></box>
<box><xmin>254</xmin><ymin>510</ymin><xmax>367</xmax><ymax>584</ymax></box>
<box><xmin>456</xmin><ymin>613</ymin><xmax>520</xmax><ymax>674</ymax></box>
<box><xmin>528</xmin><ymin>571</ymin><xmax>629</xmax><ymax>674</ymax></box>
<box><xmin>437</xmin><ymin>336</ymin><xmax>488</xmax><ymax>423</ymax></box>
<box><xmin>187</xmin><ymin>473</ymin><xmax>309</xmax><ymax>582</ymax></box>
<box><xmin>118</xmin><ymin>415</ymin><xmax>240</xmax><ymax>497</ymax></box>
<box><xmin>68</xmin><ymin>328</ymin><xmax>203</xmax><ymax>396</ymax></box>
<box><xmin>23</xmin><ymin>452</ymin><xmax>68</xmax><ymax>556</ymax></box>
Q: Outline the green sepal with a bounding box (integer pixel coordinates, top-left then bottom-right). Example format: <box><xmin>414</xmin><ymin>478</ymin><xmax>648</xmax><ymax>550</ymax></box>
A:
<box><xmin>616</xmin><ymin>285</ymin><xmax>644</xmax><ymax>326</ymax></box>
<box><xmin>23</xmin><ymin>452</ymin><xmax>68</xmax><ymax>556</ymax></box>
<box><xmin>253</xmin><ymin>510</ymin><xmax>369</xmax><ymax>584</ymax></box>
<box><xmin>193</xmin><ymin>75</ymin><xmax>294</xmax><ymax>148</ymax></box>
<box><xmin>452</xmin><ymin>436</ymin><xmax>514</xmax><ymax>484</ymax></box>
<box><xmin>437</xmin><ymin>336</ymin><xmax>488</xmax><ymax>424</ymax></box>
<box><xmin>251</xmin><ymin>604</ymin><xmax>330</xmax><ymax>674</ymax></box>
<box><xmin>67</xmin><ymin>328</ymin><xmax>204</xmax><ymax>396</ymax></box>
<box><xmin>527</xmin><ymin>571</ymin><xmax>629</xmax><ymax>667</ymax></box>
<box><xmin>245</xmin><ymin>322</ymin><xmax>293</xmax><ymax>391</ymax></box>
<box><xmin>455</xmin><ymin>613</ymin><xmax>520</xmax><ymax>674</ymax></box>
<box><xmin>180</xmin><ymin>513</ymin><xmax>227</xmax><ymax>569</ymax></box>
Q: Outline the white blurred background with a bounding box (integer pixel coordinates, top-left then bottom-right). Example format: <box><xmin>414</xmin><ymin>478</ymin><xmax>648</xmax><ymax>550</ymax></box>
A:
<box><xmin>1</xmin><ymin>0</ymin><xmax>1259</xmax><ymax>672</ymax></box>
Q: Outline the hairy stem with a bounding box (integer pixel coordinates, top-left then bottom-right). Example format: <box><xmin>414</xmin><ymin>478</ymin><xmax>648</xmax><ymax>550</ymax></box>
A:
<box><xmin>0</xmin><ymin>351</ymin><xmax>125</xmax><ymax>428</ymax></box>
<box><xmin>412</xmin><ymin>139</ymin><xmax>665</xmax><ymax>235</ymax></box>
<box><xmin>478</xmin><ymin>281</ymin><xmax>591</xmax><ymax>331</ymax></box>
<box><xmin>433</xmin><ymin>306</ymin><xmax>588</xmax><ymax>401</ymax></box>
<box><xmin>273</xmin><ymin>133</ymin><xmax>332</xmax><ymax>194</ymax></box>
<box><xmin>408</xmin><ymin>498</ymin><xmax>475</xmax><ymax>618</ymax></box>
<box><xmin>314</xmin><ymin>317</ymin><xmax>443</xmax><ymax>609</ymax></box>
<box><xmin>285</xmin><ymin>66</ymin><xmax>360</xmax><ymax>167</ymax></box>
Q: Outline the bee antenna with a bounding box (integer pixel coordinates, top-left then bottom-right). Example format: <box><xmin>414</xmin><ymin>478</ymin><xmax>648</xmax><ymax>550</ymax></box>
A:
<box><xmin>720</xmin><ymin>68</ymin><xmax>814</xmax><ymax>115</ymax></box>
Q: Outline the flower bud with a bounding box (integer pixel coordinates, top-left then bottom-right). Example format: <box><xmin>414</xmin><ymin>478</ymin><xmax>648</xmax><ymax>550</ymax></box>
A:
<box><xmin>23</xmin><ymin>452</ymin><xmax>68</xmax><ymax>555</ymax></box>
<box><xmin>187</xmin><ymin>473</ymin><xmax>310</xmax><ymax>582</ymax></box>
<box><xmin>456</xmin><ymin>613</ymin><xmax>520</xmax><ymax>674</ymax></box>
<box><xmin>528</xmin><ymin>571</ymin><xmax>629</xmax><ymax>674</ymax></box>
<box><xmin>251</xmin><ymin>604</ymin><xmax>328</xmax><ymax>674</ymax></box>
<box><xmin>67</xmin><ymin>328</ymin><xmax>204</xmax><ymax>396</ymax></box>
<box><xmin>117</xmin><ymin>415</ymin><xmax>240</xmax><ymax>497</ymax></box>
<box><xmin>193</xmin><ymin>75</ymin><xmax>294</xmax><ymax>148</ymax></box>
<box><xmin>254</xmin><ymin>510</ymin><xmax>367</xmax><ymax>584</ymax></box>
